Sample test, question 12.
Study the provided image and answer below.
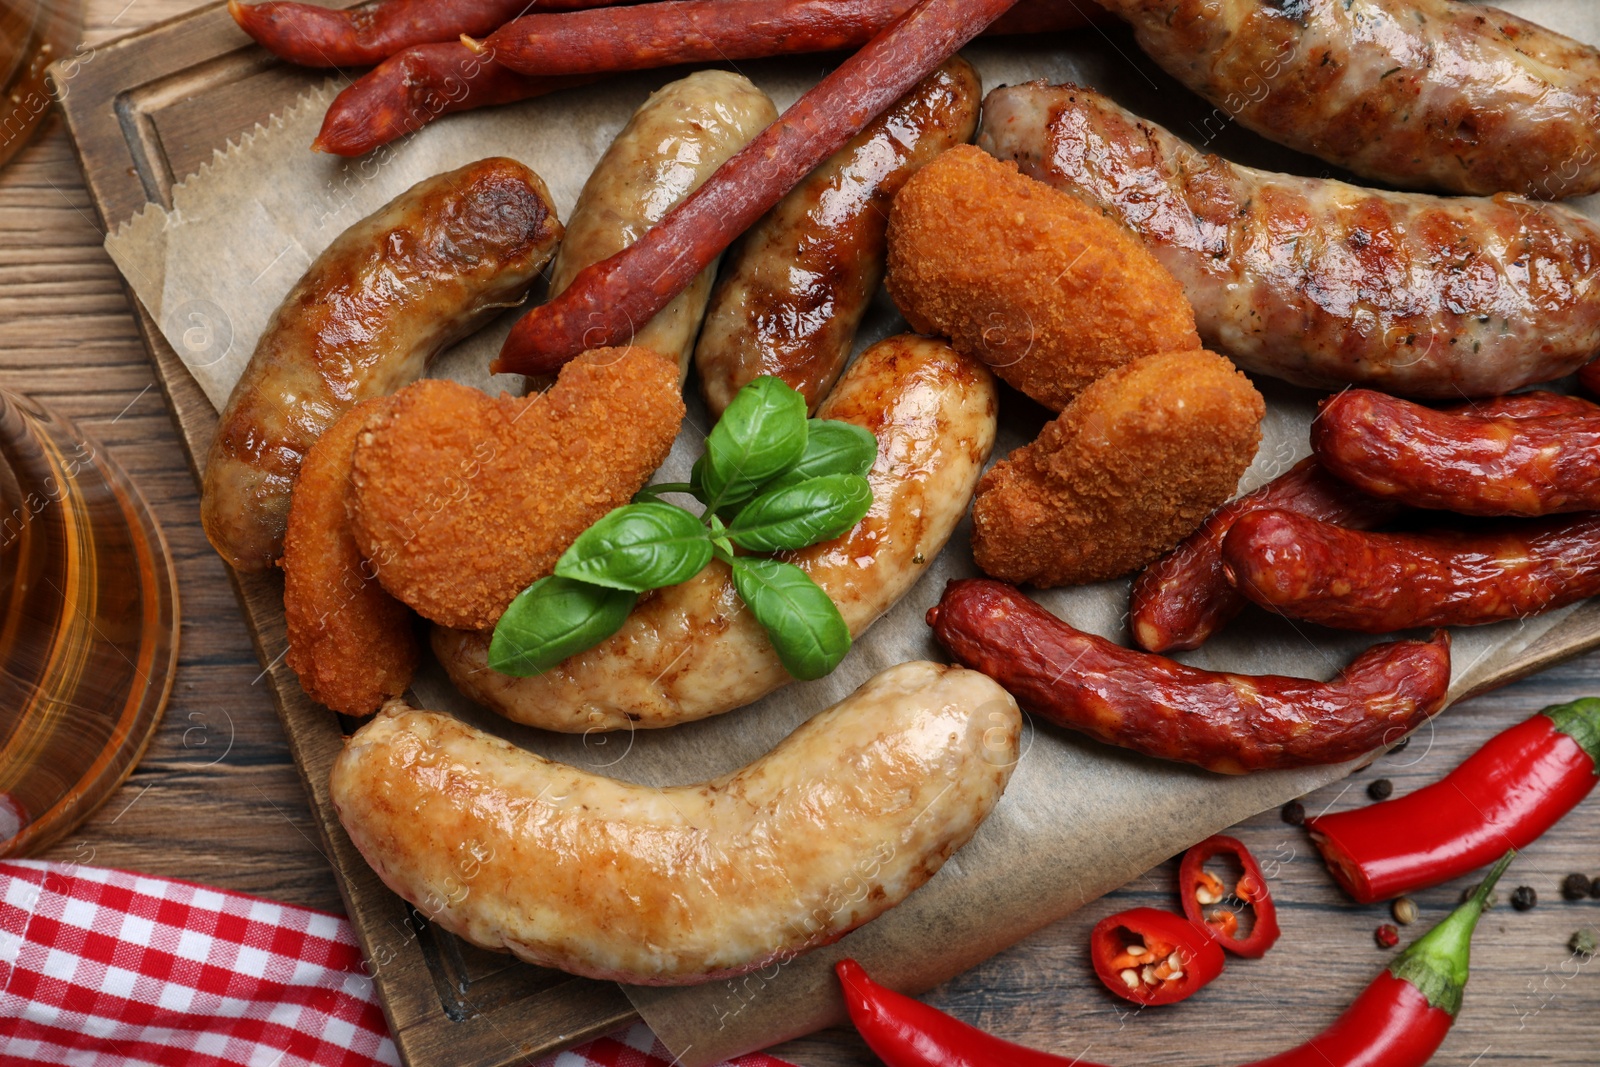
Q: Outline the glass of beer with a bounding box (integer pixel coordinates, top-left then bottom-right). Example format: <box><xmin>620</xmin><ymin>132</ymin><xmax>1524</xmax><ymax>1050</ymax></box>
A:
<box><xmin>0</xmin><ymin>391</ymin><xmax>179</xmax><ymax>855</ymax></box>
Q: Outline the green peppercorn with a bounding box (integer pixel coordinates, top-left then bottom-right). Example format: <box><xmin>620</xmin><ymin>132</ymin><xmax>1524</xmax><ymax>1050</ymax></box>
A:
<box><xmin>1570</xmin><ymin>929</ymin><xmax>1597</xmax><ymax>958</ymax></box>
<box><xmin>1511</xmin><ymin>885</ymin><xmax>1538</xmax><ymax>912</ymax></box>
<box><xmin>1563</xmin><ymin>873</ymin><xmax>1591</xmax><ymax>901</ymax></box>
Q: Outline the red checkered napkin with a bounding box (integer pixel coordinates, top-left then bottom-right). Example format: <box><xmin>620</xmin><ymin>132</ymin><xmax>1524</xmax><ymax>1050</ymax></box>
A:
<box><xmin>0</xmin><ymin>860</ymin><xmax>795</xmax><ymax>1067</ymax></box>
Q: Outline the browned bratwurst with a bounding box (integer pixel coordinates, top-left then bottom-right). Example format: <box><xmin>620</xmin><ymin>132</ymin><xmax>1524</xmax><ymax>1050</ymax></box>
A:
<box><xmin>979</xmin><ymin>83</ymin><xmax>1600</xmax><ymax>398</ymax></box>
<box><xmin>928</xmin><ymin>578</ymin><xmax>1452</xmax><ymax>774</ymax></box>
<box><xmin>1096</xmin><ymin>0</ymin><xmax>1600</xmax><ymax>198</ymax></box>
<box><xmin>201</xmin><ymin>158</ymin><xmax>561</xmax><ymax>571</ymax></box>
<box><xmin>1315</xmin><ymin>389</ymin><xmax>1600</xmax><ymax>517</ymax></box>
<box><xmin>1222</xmin><ymin>509</ymin><xmax>1600</xmax><ymax>633</ymax></box>
<box><xmin>694</xmin><ymin>57</ymin><xmax>981</xmax><ymax>416</ymax></box>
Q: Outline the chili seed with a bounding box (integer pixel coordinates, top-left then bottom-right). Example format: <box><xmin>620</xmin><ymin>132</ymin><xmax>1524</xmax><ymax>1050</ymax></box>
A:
<box><xmin>1281</xmin><ymin>799</ymin><xmax>1306</xmax><ymax>825</ymax></box>
<box><xmin>1119</xmin><ymin>968</ymin><xmax>1140</xmax><ymax>990</ymax></box>
<box><xmin>1367</xmin><ymin>778</ymin><xmax>1394</xmax><ymax>801</ymax></box>
<box><xmin>1125</xmin><ymin>943</ymin><xmax>1148</xmax><ymax>957</ymax></box>
<box><xmin>1511</xmin><ymin>886</ymin><xmax>1538</xmax><ymax>912</ymax></box>
<box><xmin>1141</xmin><ymin>965</ymin><xmax>1159</xmax><ymax>985</ymax></box>
<box><xmin>1195</xmin><ymin>886</ymin><xmax>1220</xmax><ymax>905</ymax></box>
<box><xmin>1571</xmin><ymin>930</ymin><xmax>1598</xmax><ymax>958</ymax></box>
<box><xmin>1562</xmin><ymin>873</ymin><xmax>1591</xmax><ymax>901</ymax></box>
<box><xmin>1392</xmin><ymin>897</ymin><xmax>1419</xmax><ymax>925</ymax></box>
<box><xmin>1375</xmin><ymin>924</ymin><xmax>1400</xmax><ymax>949</ymax></box>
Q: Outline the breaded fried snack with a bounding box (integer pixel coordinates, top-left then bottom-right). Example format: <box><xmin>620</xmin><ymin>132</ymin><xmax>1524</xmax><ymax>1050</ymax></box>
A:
<box><xmin>282</xmin><ymin>397</ymin><xmax>419</xmax><ymax>716</ymax></box>
<box><xmin>886</xmin><ymin>144</ymin><xmax>1200</xmax><ymax>412</ymax></box>
<box><xmin>973</xmin><ymin>349</ymin><xmax>1264</xmax><ymax>587</ymax></box>
<box><xmin>350</xmin><ymin>347</ymin><xmax>684</xmax><ymax>631</ymax></box>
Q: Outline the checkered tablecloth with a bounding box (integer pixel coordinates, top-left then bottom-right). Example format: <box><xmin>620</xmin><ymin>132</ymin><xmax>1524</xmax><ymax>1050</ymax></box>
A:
<box><xmin>0</xmin><ymin>860</ymin><xmax>795</xmax><ymax>1067</ymax></box>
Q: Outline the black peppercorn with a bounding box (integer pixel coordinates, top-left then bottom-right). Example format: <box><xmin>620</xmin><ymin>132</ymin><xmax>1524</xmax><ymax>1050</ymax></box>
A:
<box><xmin>1591</xmin><ymin>876</ymin><xmax>1600</xmax><ymax>901</ymax></box>
<box><xmin>1510</xmin><ymin>885</ymin><xmax>1538</xmax><ymax>912</ymax></box>
<box><xmin>1367</xmin><ymin>778</ymin><xmax>1394</xmax><ymax>801</ymax></box>
<box><xmin>1562</xmin><ymin>873</ymin><xmax>1591</xmax><ymax>901</ymax></box>
<box><xmin>1281</xmin><ymin>799</ymin><xmax>1306</xmax><ymax>825</ymax></box>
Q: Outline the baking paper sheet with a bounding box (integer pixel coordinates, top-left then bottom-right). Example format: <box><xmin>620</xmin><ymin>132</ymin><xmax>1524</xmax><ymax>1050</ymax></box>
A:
<box><xmin>103</xmin><ymin>3</ymin><xmax>1596</xmax><ymax>1062</ymax></box>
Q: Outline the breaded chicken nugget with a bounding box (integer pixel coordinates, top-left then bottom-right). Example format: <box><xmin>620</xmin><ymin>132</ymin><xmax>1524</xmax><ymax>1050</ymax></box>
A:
<box><xmin>282</xmin><ymin>397</ymin><xmax>419</xmax><ymax>716</ymax></box>
<box><xmin>973</xmin><ymin>349</ymin><xmax>1264</xmax><ymax>587</ymax></box>
<box><xmin>350</xmin><ymin>347</ymin><xmax>684</xmax><ymax>631</ymax></box>
<box><xmin>886</xmin><ymin>144</ymin><xmax>1200</xmax><ymax>412</ymax></box>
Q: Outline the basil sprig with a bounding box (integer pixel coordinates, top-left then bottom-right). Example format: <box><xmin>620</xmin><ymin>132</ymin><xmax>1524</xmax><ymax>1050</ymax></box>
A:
<box><xmin>488</xmin><ymin>377</ymin><xmax>877</xmax><ymax>680</ymax></box>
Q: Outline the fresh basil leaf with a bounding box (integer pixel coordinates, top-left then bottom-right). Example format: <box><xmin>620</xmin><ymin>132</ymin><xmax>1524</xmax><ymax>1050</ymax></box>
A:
<box><xmin>728</xmin><ymin>474</ymin><xmax>873</xmax><ymax>553</ymax></box>
<box><xmin>762</xmin><ymin>420</ymin><xmax>877</xmax><ymax>493</ymax></box>
<box><xmin>554</xmin><ymin>502</ymin><xmax>712</xmax><ymax>592</ymax></box>
<box><xmin>701</xmin><ymin>377</ymin><xmax>808</xmax><ymax>509</ymax></box>
<box><xmin>729</xmin><ymin>556</ymin><xmax>850</xmax><ymax>680</ymax></box>
<box><xmin>489</xmin><ymin>577</ymin><xmax>636</xmax><ymax>676</ymax></box>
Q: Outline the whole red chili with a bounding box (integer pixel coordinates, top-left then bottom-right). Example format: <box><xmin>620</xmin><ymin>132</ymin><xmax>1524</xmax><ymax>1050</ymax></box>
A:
<box><xmin>1088</xmin><ymin>907</ymin><xmax>1225</xmax><ymax>1006</ymax></box>
<box><xmin>1309</xmin><ymin>697</ymin><xmax>1600</xmax><ymax>904</ymax></box>
<box><xmin>836</xmin><ymin>852</ymin><xmax>1514</xmax><ymax>1067</ymax></box>
<box><xmin>1179</xmin><ymin>835</ymin><xmax>1282</xmax><ymax>958</ymax></box>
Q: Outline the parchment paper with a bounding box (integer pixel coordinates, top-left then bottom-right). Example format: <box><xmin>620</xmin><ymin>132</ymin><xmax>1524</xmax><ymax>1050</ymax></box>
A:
<box><xmin>104</xmin><ymin>4</ymin><xmax>1596</xmax><ymax>1062</ymax></box>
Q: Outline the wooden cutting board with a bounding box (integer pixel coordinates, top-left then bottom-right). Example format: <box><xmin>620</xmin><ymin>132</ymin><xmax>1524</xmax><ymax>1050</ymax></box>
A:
<box><xmin>48</xmin><ymin>3</ymin><xmax>1600</xmax><ymax>1065</ymax></box>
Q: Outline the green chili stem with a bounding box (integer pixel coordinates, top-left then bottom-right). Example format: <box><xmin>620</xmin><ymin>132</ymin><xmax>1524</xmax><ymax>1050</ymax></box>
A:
<box><xmin>1388</xmin><ymin>850</ymin><xmax>1514</xmax><ymax>1017</ymax></box>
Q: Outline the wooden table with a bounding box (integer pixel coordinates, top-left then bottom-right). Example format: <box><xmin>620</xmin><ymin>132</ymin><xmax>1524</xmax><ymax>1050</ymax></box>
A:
<box><xmin>8</xmin><ymin>1</ymin><xmax>1598</xmax><ymax>1062</ymax></box>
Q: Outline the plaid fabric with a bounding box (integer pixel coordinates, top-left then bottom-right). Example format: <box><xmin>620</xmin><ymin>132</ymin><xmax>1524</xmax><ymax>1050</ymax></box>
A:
<box><xmin>0</xmin><ymin>861</ymin><xmax>794</xmax><ymax>1067</ymax></box>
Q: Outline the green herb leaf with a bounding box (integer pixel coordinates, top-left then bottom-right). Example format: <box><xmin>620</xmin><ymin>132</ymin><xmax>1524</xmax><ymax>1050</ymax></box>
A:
<box><xmin>488</xmin><ymin>577</ymin><xmax>636</xmax><ymax>676</ymax></box>
<box><xmin>701</xmin><ymin>377</ymin><xmax>808</xmax><ymax>510</ymax></box>
<box><xmin>554</xmin><ymin>502</ymin><xmax>712</xmax><ymax>592</ymax></box>
<box><xmin>762</xmin><ymin>420</ymin><xmax>877</xmax><ymax>493</ymax></box>
<box><xmin>728</xmin><ymin>474</ymin><xmax>873</xmax><ymax>553</ymax></box>
<box><xmin>729</xmin><ymin>556</ymin><xmax>850</xmax><ymax>680</ymax></box>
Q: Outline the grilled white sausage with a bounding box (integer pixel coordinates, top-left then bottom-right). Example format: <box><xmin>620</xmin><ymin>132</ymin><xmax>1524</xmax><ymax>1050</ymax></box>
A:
<box><xmin>547</xmin><ymin>70</ymin><xmax>776</xmax><ymax>381</ymax></box>
<box><xmin>433</xmin><ymin>333</ymin><xmax>998</xmax><ymax>730</ymax></box>
<box><xmin>329</xmin><ymin>661</ymin><xmax>1021</xmax><ymax>984</ymax></box>
<box><xmin>1097</xmin><ymin>0</ymin><xmax>1600</xmax><ymax>198</ymax></box>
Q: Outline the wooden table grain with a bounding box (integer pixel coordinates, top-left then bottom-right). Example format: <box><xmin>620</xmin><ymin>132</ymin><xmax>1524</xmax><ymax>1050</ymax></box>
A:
<box><xmin>7</xmin><ymin>2</ymin><xmax>1598</xmax><ymax>1063</ymax></box>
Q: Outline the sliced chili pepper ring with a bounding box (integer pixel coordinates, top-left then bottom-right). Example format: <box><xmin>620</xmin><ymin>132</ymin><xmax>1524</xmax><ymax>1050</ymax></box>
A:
<box><xmin>1090</xmin><ymin>907</ymin><xmax>1225</xmax><ymax>1006</ymax></box>
<box><xmin>1180</xmin><ymin>834</ymin><xmax>1282</xmax><ymax>958</ymax></box>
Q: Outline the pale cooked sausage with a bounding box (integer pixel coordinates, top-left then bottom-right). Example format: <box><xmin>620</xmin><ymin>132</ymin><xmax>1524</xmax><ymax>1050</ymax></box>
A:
<box><xmin>329</xmin><ymin>660</ymin><xmax>1021</xmax><ymax>983</ymax></box>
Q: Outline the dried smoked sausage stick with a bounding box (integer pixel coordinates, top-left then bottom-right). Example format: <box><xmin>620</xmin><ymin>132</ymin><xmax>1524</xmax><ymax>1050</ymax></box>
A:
<box><xmin>314</xmin><ymin>0</ymin><xmax>1090</xmax><ymax>156</ymax></box>
<box><xmin>492</xmin><ymin>0</ymin><xmax>1026</xmax><ymax>376</ymax></box>
<box><xmin>1128</xmin><ymin>458</ymin><xmax>1401</xmax><ymax>654</ymax></box>
<box><xmin>486</xmin><ymin>0</ymin><xmax>909</xmax><ymax>76</ymax></box>
<box><xmin>1222</xmin><ymin>509</ymin><xmax>1600</xmax><ymax>633</ymax></box>
<box><xmin>928</xmin><ymin>578</ymin><xmax>1451</xmax><ymax>775</ymax></box>
<box><xmin>1129</xmin><ymin>392</ymin><xmax>1597</xmax><ymax>653</ymax></box>
<box><xmin>229</xmin><ymin>0</ymin><xmax>621</xmax><ymax>68</ymax></box>
<box><xmin>313</xmin><ymin>44</ymin><xmax>594</xmax><ymax>155</ymax></box>
<box><xmin>1314</xmin><ymin>389</ymin><xmax>1600</xmax><ymax>518</ymax></box>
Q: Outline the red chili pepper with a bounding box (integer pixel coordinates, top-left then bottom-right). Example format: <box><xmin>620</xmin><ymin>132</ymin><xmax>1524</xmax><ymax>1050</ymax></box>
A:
<box><xmin>1308</xmin><ymin>697</ymin><xmax>1600</xmax><ymax>904</ymax></box>
<box><xmin>1088</xmin><ymin>907</ymin><xmax>1225</xmax><ymax>1006</ymax></box>
<box><xmin>1179</xmin><ymin>835</ymin><xmax>1282</xmax><ymax>958</ymax></box>
<box><xmin>836</xmin><ymin>852</ymin><xmax>1513</xmax><ymax>1067</ymax></box>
